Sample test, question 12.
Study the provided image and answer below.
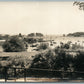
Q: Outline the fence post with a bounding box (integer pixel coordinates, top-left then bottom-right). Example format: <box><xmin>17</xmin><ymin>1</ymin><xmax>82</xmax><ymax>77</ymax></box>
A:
<box><xmin>24</xmin><ymin>68</ymin><xmax>26</xmax><ymax>82</ymax></box>
<box><xmin>4</xmin><ymin>67</ymin><xmax>8</xmax><ymax>82</ymax></box>
<box><xmin>62</xmin><ymin>71</ymin><xmax>65</xmax><ymax>79</ymax></box>
<box><xmin>14</xmin><ymin>68</ymin><xmax>16</xmax><ymax>82</ymax></box>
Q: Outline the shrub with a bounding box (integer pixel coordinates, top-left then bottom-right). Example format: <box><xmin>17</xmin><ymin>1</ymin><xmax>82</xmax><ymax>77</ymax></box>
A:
<box><xmin>7</xmin><ymin>55</ymin><xmax>31</xmax><ymax>68</ymax></box>
<box><xmin>2</xmin><ymin>36</ymin><xmax>26</xmax><ymax>52</ymax></box>
<box><xmin>37</xmin><ymin>43</ymin><xmax>49</xmax><ymax>50</ymax></box>
<box><xmin>74</xmin><ymin>51</ymin><xmax>84</xmax><ymax>71</ymax></box>
<box><xmin>54</xmin><ymin>50</ymin><xmax>74</xmax><ymax>71</ymax></box>
<box><xmin>24</xmin><ymin>38</ymin><xmax>37</xmax><ymax>44</ymax></box>
<box><xmin>30</xmin><ymin>49</ymin><xmax>56</xmax><ymax>69</ymax></box>
<box><xmin>72</xmin><ymin>44</ymin><xmax>82</xmax><ymax>49</ymax></box>
<box><xmin>38</xmin><ymin>38</ymin><xmax>43</xmax><ymax>42</ymax></box>
<box><xmin>60</xmin><ymin>43</ymin><xmax>70</xmax><ymax>49</ymax></box>
<box><xmin>28</xmin><ymin>33</ymin><xmax>43</xmax><ymax>37</ymax></box>
<box><xmin>31</xmin><ymin>48</ymin><xmax>74</xmax><ymax>71</ymax></box>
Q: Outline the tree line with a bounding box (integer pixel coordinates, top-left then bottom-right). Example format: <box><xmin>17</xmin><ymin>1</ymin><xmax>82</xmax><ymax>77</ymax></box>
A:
<box><xmin>2</xmin><ymin>33</ymin><xmax>44</xmax><ymax>52</ymax></box>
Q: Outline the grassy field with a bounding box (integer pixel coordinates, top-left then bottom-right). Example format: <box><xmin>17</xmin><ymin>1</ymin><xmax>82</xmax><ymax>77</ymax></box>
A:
<box><xmin>0</xmin><ymin>51</ymin><xmax>38</xmax><ymax>57</ymax></box>
<box><xmin>0</xmin><ymin>51</ymin><xmax>39</xmax><ymax>68</ymax></box>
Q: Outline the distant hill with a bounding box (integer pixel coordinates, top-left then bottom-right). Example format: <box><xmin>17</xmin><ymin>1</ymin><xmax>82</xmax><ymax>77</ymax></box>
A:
<box><xmin>67</xmin><ymin>32</ymin><xmax>84</xmax><ymax>37</ymax></box>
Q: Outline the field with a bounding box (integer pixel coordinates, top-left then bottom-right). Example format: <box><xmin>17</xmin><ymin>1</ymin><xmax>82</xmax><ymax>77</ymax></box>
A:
<box><xmin>45</xmin><ymin>36</ymin><xmax>84</xmax><ymax>45</ymax></box>
<box><xmin>0</xmin><ymin>51</ymin><xmax>38</xmax><ymax>57</ymax></box>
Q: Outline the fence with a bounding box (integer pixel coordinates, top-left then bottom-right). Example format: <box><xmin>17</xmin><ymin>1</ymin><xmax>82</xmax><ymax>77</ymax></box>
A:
<box><xmin>0</xmin><ymin>66</ymin><xmax>84</xmax><ymax>82</ymax></box>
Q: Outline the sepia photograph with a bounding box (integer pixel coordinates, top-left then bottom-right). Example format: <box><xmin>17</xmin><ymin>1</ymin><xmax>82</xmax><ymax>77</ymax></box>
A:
<box><xmin>0</xmin><ymin>0</ymin><xmax>84</xmax><ymax>82</ymax></box>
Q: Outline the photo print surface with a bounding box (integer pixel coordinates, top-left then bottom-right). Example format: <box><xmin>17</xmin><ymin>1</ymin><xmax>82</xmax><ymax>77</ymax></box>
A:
<box><xmin>0</xmin><ymin>0</ymin><xmax>84</xmax><ymax>82</ymax></box>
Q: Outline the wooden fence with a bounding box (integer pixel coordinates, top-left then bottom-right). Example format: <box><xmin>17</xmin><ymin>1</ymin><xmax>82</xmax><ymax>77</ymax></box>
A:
<box><xmin>0</xmin><ymin>67</ymin><xmax>84</xmax><ymax>82</ymax></box>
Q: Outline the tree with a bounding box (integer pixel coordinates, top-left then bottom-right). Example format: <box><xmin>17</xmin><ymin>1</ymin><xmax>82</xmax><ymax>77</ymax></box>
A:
<box><xmin>28</xmin><ymin>33</ymin><xmax>35</xmax><ymax>37</ymax></box>
<box><xmin>36</xmin><ymin>33</ymin><xmax>43</xmax><ymax>37</ymax></box>
<box><xmin>2</xmin><ymin>36</ymin><xmax>27</xmax><ymax>52</ymax></box>
<box><xmin>67</xmin><ymin>32</ymin><xmax>84</xmax><ymax>37</ymax></box>
<box><xmin>28</xmin><ymin>33</ymin><xmax>43</xmax><ymax>37</ymax></box>
<box><xmin>0</xmin><ymin>34</ymin><xmax>10</xmax><ymax>40</ymax></box>
<box><xmin>73</xmin><ymin>1</ymin><xmax>84</xmax><ymax>10</ymax></box>
<box><xmin>18</xmin><ymin>33</ymin><xmax>22</xmax><ymax>37</ymax></box>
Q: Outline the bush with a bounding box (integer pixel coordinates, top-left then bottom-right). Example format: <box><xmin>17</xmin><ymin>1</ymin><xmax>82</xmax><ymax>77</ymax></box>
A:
<box><xmin>2</xmin><ymin>36</ymin><xmax>27</xmax><ymax>52</ymax></box>
<box><xmin>30</xmin><ymin>49</ymin><xmax>74</xmax><ymax>78</ymax></box>
<box><xmin>31</xmin><ymin>48</ymin><xmax>73</xmax><ymax>71</ymax></box>
<box><xmin>72</xmin><ymin>44</ymin><xmax>82</xmax><ymax>49</ymax></box>
<box><xmin>37</xmin><ymin>43</ymin><xmax>49</xmax><ymax>50</ymax></box>
<box><xmin>30</xmin><ymin>49</ymin><xmax>56</xmax><ymax>69</ymax></box>
<box><xmin>60</xmin><ymin>43</ymin><xmax>70</xmax><ymax>49</ymax></box>
<box><xmin>28</xmin><ymin>33</ymin><xmax>43</xmax><ymax>37</ymax></box>
<box><xmin>38</xmin><ymin>38</ymin><xmax>43</xmax><ymax>42</ymax></box>
<box><xmin>7</xmin><ymin>55</ymin><xmax>31</xmax><ymax>68</ymax></box>
<box><xmin>54</xmin><ymin>50</ymin><xmax>74</xmax><ymax>71</ymax></box>
<box><xmin>24</xmin><ymin>38</ymin><xmax>37</xmax><ymax>44</ymax></box>
<box><xmin>74</xmin><ymin>51</ymin><xmax>84</xmax><ymax>71</ymax></box>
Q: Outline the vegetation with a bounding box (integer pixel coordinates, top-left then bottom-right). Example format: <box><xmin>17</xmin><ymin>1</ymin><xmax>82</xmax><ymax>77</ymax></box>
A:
<box><xmin>67</xmin><ymin>32</ymin><xmax>84</xmax><ymax>37</ymax></box>
<box><xmin>31</xmin><ymin>49</ymin><xmax>73</xmax><ymax>71</ymax></box>
<box><xmin>28</xmin><ymin>33</ymin><xmax>43</xmax><ymax>37</ymax></box>
<box><xmin>24</xmin><ymin>38</ymin><xmax>37</xmax><ymax>44</ymax></box>
<box><xmin>60</xmin><ymin>42</ymin><xmax>70</xmax><ymax>49</ymax></box>
<box><xmin>30</xmin><ymin>49</ymin><xmax>55</xmax><ymax>69</ymax></box>
<box><xmin>1</xmin><ymin>32</ymin><xmax>84</xmax><ymax>78</ymax></box>
<box><xmin>74</xmin><ymin>51</ymin><xmax>84</xmax><ymax>71</ymax></box>
<box><xmin>73</xmin><ymin>1</ymin><xmax>84</xmax><ymax>10</ymax></box>
<box><xmin>0</xmin><ymin>46</ymin><xmax>84</xmax><ymax>78</ymax></box>
<box><xmin>24</xmin><ymin>33</ymin><xmax>44</xmax><ymax>43</ymax></box>
<box><xmin>7</xmin><ymin>55</ymin><xmax>32</xmax><ymax>68</ymax></box>
<box><xmin>0</xmin><ymin>52</ymin><xmax>38</xmax><ymax>78</ymax></box>
<box><xmin>37</xmin><ymin>43</ymin><xmax>49</xmax><ymax>50</ymax></box>
<box><xmin>2</xmin><ymin>36</ymin><xmax>27</xmax><ymax>52</ymax></box>
<box><xmin>30</xmin><ymin>48</ymin><xmax>84</xmax><ymax>78</ymax></box>
<box><xmin>54</xmin><ymin>50</ymin><xmax>73</xmax><ymax>71</ymax></box>
<box><xmin>72</xmin><ymin>43</ymin><xmax>83</xmax><ymax>49</ymax></box>
<box><xmin>0</xmin><ymin>34</ymin><xmax>10</xmax><ymax>40</ymax></box>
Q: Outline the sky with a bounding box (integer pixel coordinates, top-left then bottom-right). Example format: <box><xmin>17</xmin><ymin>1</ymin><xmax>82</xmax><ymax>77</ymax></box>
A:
<box><xmin>0</xmin><ymin>1</ymin><xmax>84</xmax><ymax>35</ymax></box>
